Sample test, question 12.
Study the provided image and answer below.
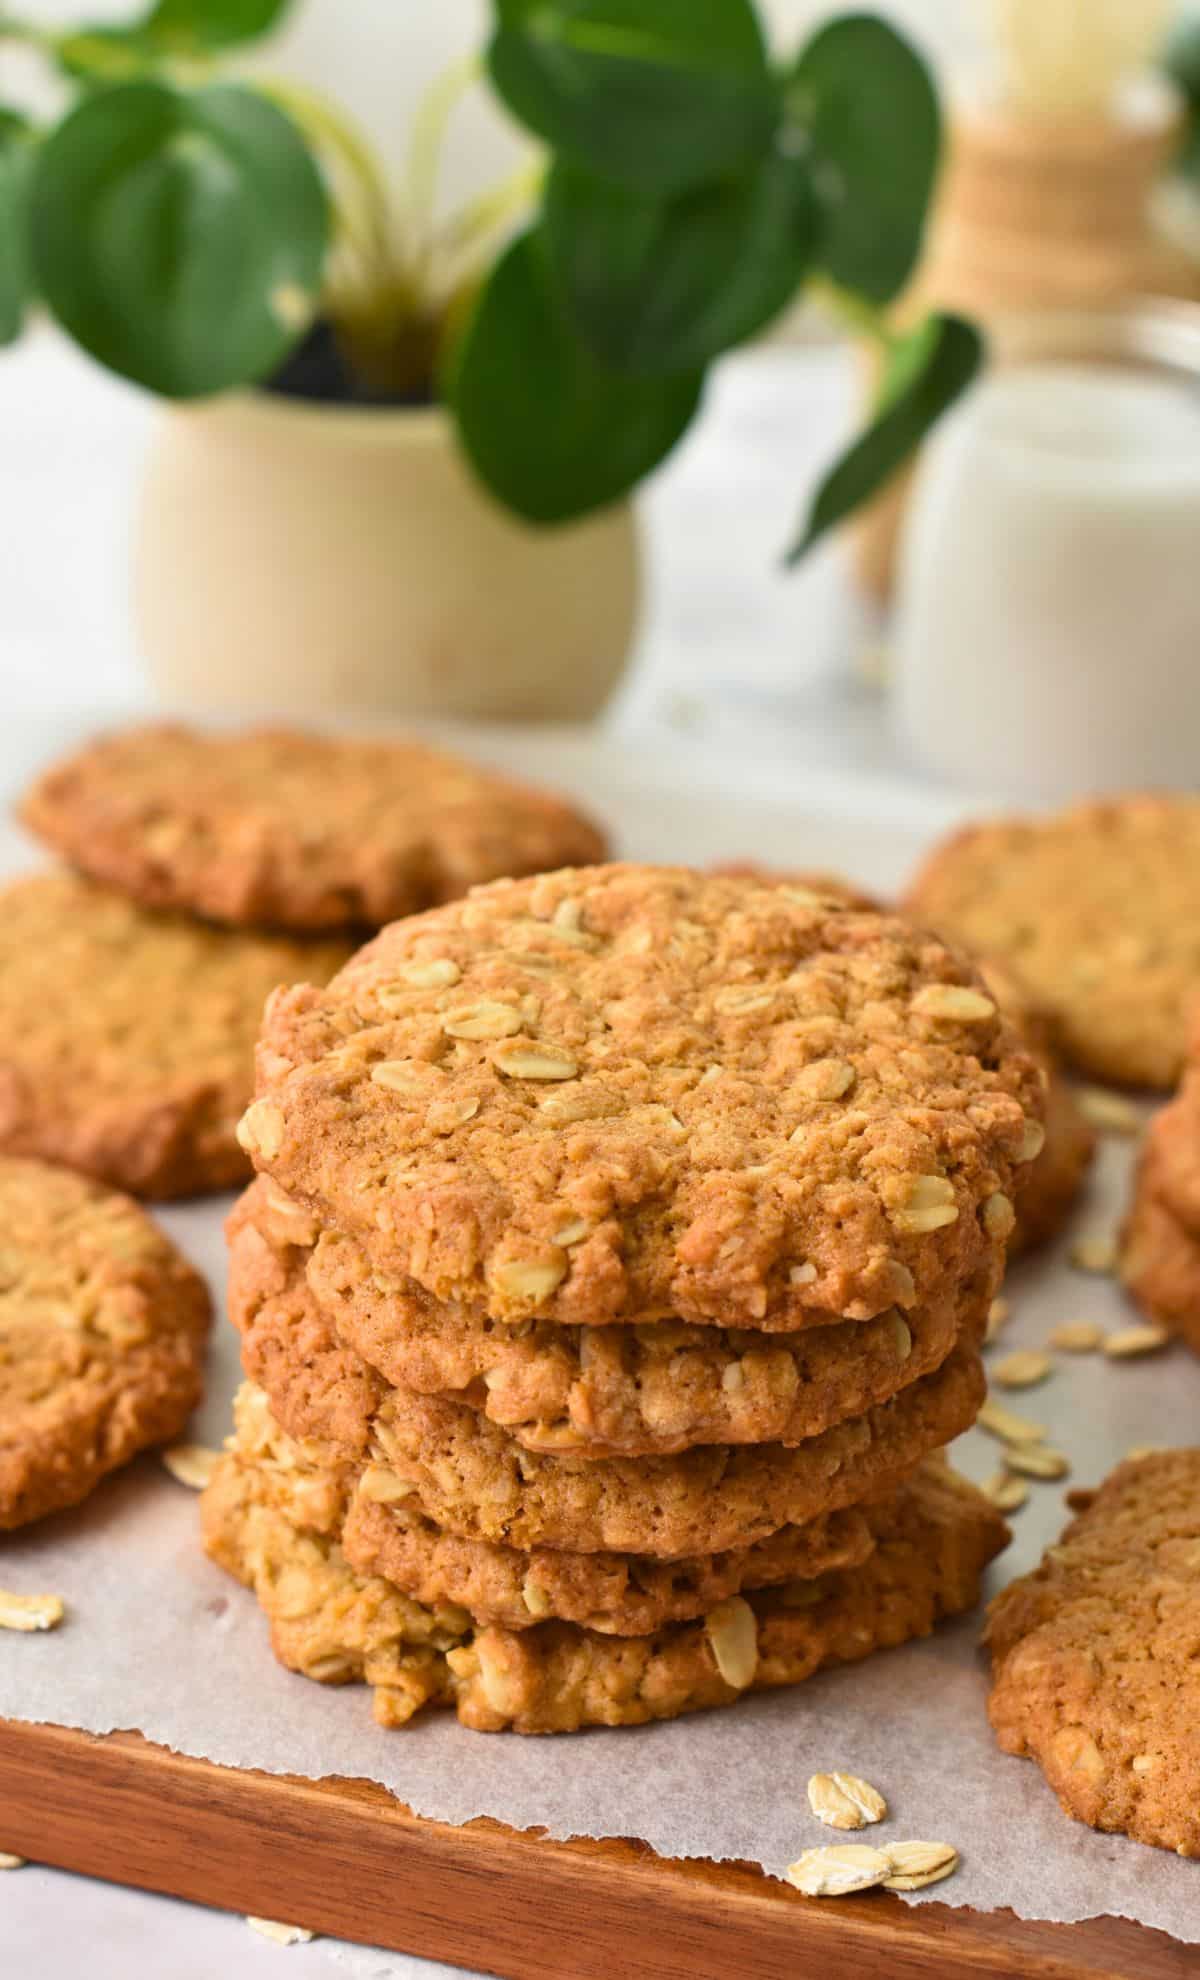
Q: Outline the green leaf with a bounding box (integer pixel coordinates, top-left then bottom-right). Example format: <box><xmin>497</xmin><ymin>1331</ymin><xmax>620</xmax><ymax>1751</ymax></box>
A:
<box><xmin>1178</xmin><ymin>120</ymin><xmax>1200</xmax><ymax>185</ymax></box>
<box><xmin>0</xmin><ymin>113</ymin><xmax>33</xmax><ymax>347</ymax></box>
<box><xmin>139</xmin><ymin>0</ymin><xmax>296</xmax><ymax>51</ymax></box>
<box><xmin>788</xmin><ymin>12</ymin><xmax>940</xmax><ymax>305</ymax></box>
<box><xmin>30</xmin><ymin>81</ymin><xmax>328</xmax><ymax>398</ymax></box>
<box><xmin>56</xmin><ymin>32</ymin><xmax>157</xmax><ymax>86</ymax></box>
<box><xmin>488</xmin><ymin>0</ymin><xmax>777</xmax><ymax>194</ymax></box>
<box><xmin>57</xmin><ymin>2</ymin><xmax>293</xmax><ymax>84</ymax></box>
<box><xmin>543</xmin><ymin>149</ymin><xmax>816</xmax><ymax>375</ymax></box>
<box><xmin>1165</xmin><ymin>14</ymin><xmax>1200</xmax><ymax>104</ymax></box>
<box><xmin>1165</xmin><ymin>17</ymin><xmax>1200</xmax><ymax>183</ymax></box>
<box><xmin>785</xmin><ymin>312</ymin><xmax>982</xmax><ymax>562</ymax></box>
<box><xmin>448</xmin><ymin>226</ymin><xmax>703</xmax><ymax>523</ymax></box>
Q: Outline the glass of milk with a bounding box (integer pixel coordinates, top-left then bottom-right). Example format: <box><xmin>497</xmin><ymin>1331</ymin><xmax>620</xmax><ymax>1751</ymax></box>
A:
<box><xmin>892</xmin><ymin>304</ymin><xmax>1200</xmax><ymax>800</ymax></box>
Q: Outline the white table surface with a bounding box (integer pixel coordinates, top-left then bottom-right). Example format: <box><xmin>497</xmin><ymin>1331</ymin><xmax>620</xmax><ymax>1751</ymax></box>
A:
<box><xmin>0</xmin><ymin>326</ymin><xmax>977</xmax><ymax>1976</ymax></box>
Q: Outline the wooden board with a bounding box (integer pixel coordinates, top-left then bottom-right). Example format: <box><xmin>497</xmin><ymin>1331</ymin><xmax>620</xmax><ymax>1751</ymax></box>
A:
<box><xmin>0</xmin><ymin>1719</ymin><xmax>1196</xmax><ymax>1979</ymax></box>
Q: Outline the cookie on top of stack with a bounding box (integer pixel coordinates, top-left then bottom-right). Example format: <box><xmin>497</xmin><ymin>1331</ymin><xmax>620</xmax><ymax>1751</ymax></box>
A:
<box><xmin>8</xmin><ymin>723</ymin><xmax>606</xmax><ymax>1198</ymax></box>
<box><xmin>1121</xmin><ymin>1011</ymin><xmax>1200</xmax><ymax>1354</ymax></box>
<box><xmin>204</xmin><ymin>866</ymin><xmax>1043</xmax><ymax>1733</ymax></box>
<box><xmin>715</xmin><ymin>862</ymin><xmax>1095</xmax><ymax>1252</ymax></box>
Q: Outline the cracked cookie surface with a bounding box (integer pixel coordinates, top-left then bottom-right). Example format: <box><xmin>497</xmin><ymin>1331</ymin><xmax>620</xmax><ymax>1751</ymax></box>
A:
<box><xmin>709</xmin><ymin>868</ymin><xmax>1090</xmax><ymax>1252</ymax></box>
<box><xmin>0</xmin><ymin>1156</ymin><xmax>211</xmax><ymax>1526</ymax></box>
<box><xmin>21</xmin><ymin>723</ymin><xmax>608</xmax><ymax>931</ymax></box>
<box><xmin>241</xmin><ymin>865</ymin><xmax>1041</xmax><ymax>1332</ymax></box>
<box><xmin>987</xmin><ymin>1451</ymin><xmax>1200</xmax><ymax>1856</ymax></box>
<box><xmin>0</xmin><ymin>871</ymin><xmax>350</xmax><ymax>1198</ymax></box>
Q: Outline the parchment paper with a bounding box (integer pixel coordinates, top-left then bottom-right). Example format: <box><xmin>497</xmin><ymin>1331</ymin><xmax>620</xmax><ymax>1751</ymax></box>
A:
<box><xmin>1</xmin><ymin>748</ymin><xmax>1197</xmax><ymax>1946</ymax></box>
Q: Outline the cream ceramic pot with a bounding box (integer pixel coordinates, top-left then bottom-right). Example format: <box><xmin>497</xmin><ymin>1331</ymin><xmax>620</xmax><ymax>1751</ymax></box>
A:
<box><xmin>134</xmin><ymin>394</ymin><xmax>640</xmax><ymax>720</ymax></box>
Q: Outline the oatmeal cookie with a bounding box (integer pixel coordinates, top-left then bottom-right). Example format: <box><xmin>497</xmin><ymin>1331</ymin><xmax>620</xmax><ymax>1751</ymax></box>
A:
<box><xmin>906</xmin><ymin>796</ymin><xmax>1200</xmax><ymax>1088</ymax></box>
<box><xmin>240</xmin><ymin>865</ymin><xmax>1041</xmax><ymax>1331</ymax></box>
<box><xmin>1119</xmin><ymin>1124</ymin><xmax>1200</xmax><ymax>1353</ymax></box>
<box><xmin>451</xmin><ymin>1461</ymin><xmax>1007</xmax><ymax>1733</ymax></box>
<box><xmin>230</xmin><ymin>1180</ymin><xmax>987</xmax><ymax>1459</ymax></box>
<box><xmin>201</xmin><ymin>1390</ymin><xmax>467</xmax><ymax>1727</ymax></box>
<box><xmin>223</xmin><ymin>1384</ymin><xmax>882</xmax><ymax>1635</ymax></box>
<box><xmin>21</xmin><ymin>723</ymin><xmax>608</xmax><ymax>931</ymax></box>
<box><xmin>206</xmin><ymin>1419</ymin><xmax>1006</xmax><ymax>1733</ymax></box>
<box><xmin>712</xmin><ymin>870</ymin><xmax>1090</xmax><ymax>1251</ymax></box>
<box><xmin>0</xmin><ymin>1156</ymin><xmax>211</xmax><ymax>1527</ymax></box>
<box><xmin>1139</xmin><ymin>1080</ymin><xmax>1200</xmax><ymax>1239</ymax></box>
<box><xmin>341</xmin><ymin>1488</ymin><xmax>875</xmax><ymax>1636</ymax></box>
<box><xmin>978</xmin><ymin>959</ymin><xmax>1094</xmax><ymax>1252</ymax></box>
<box><xmin>987</xmin><ymin>1450</ymin><xmax>1200</xmax><ymax>1856</ymax></box>
<box><xmin>707</xmin><ymin>864</ymin><xmax>879</xmax><ymax>909</ymax></box>
<box><xmin>349</xmin><ymin>1351</ymin><xmax>983</xmax><ymax>1558</ymax></box>
<box><xmin>0</xmin><ymin>871</ymin><xmax>350</xmax><ymax>1198</ymax></box>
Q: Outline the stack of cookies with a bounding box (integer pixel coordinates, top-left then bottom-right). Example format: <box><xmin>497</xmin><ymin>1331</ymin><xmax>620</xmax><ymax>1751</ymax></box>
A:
<box><xmin>1121</xmin><ymin>1014</ymin><xmax>1200</xmax><ymax>1354</ymax></box>
<box><xmin>6</xmin><ymin>722</ymin><xmax>605</xmax><ymax>1197</ymax></box>
<box><xmin>205</xmin><ymin>867</ymin><xmax>1044</xmax><ymax>1733</ymax></box>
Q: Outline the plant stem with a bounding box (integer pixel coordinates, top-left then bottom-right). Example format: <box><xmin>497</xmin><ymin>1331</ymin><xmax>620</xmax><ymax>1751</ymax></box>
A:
<box><xmin>402</xmin><ymin>53</ymin><xmax>481</xmax><ymax>278</ymax></box>
<box><xmin>257</xmin><ymin>75</ymin><xmax>394</xmax><ymax>278</ymax></box>
<box><xmin>436</xmin><ymin>158</ymin><xmax>543</xmax><ymax>280</ymax></box>
<box><xmin>814</xmin><ymin>278</ymin><xmax>902</xmax><ymax>355</ymax></box>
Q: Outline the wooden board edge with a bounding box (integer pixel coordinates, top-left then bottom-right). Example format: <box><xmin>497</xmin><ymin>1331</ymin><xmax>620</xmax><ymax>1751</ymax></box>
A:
<box><xmin>0</xmin><ymin>1720</ymin><xmax>1195</xmax><ymax>1980</ymax></box>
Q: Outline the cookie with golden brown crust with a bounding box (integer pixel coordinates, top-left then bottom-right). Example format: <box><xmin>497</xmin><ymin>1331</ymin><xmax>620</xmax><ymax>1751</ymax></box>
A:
<box><xmin>987</xmin><ymin>1451</ymin><xmax>1200</xmax><ymax>1857</ymax></box>
<box><xmin>342</xmin><ymin>1488</ymin><xmax>875</xmax><ymax>1636</ymax></box>
<box><xmin>1119</xmin><ymin>1122</ymin><xmax>1200</xmax><ymax>1353</ymax></box>
<box><xmin>711</xmin><ymin>870</ymin><xmax>1090</xmax><ymax>1253</ymax></box>
<box><xmin>0</xmin><ymin>1156</ymin><xmax>211</xmax><ymax>1527</ymax></box>
<box><xmin>229</xmin><ymin>1179</ymin><xmax>989</xmax><ymax>1459</ymax></box>
<box><xmin>1139</xmin><ymin>1075</ymin><xmax>1200</xmax><ymax>1239</ymax></box>
<box><xmin>906</xmin><ymin>796</ymin><xmax>1200</xmax><ymax>1089</ymax></box>
<box><xmin>217</xmin><ymin>1381</ymin><xmax>878</xmax><ymax>1637</ymax></box>
<box><xmin>201</xmin><ymin>1386</ymin><xmax>467</xmax><ymax>1727</ymax></box>
<box><xmin>0</xmin><ymin>873</ymin><xmax>351</xmax><ymax>1199</ymax></box>
<box><xmin>229</xmin><ymin>1220</ymin><xmax>983</xmax><ymax>1557</ymax></box>
<box><xmin>21</xmin><ymin>723</ymin><xmax>609</xmax><ymax>932</ymax></box>
<box><xmin>205</xmin><ymin>1409</ymin><xmax>1007</xmax><ymax>1734</ymax></box>
<box><xmin>707</xmin><ymin>864</ymin><xmax>880</xmax><ymax>909</ymax></box>
<box><xmin>978</xmin><ymin>959</ymin><xmax>1095</xmax><ymax>1253</ymax></box>
<box><xmin>239</xmin><ymin>865</ymin><xmax>1041</xmax><ymax>1333</ymax></box>
<box><xmin>353</xmin><ymin>1350</ymin><xmax>983</xmax><ymax>1559</ymax></box>
<box><xmin>237</xmin><ymin>1290</ymin><xmax>982</xmax><ymax>1557</ymax></box>
<box><xmin>227</xmin><ymin>1200</ymin><xmax>387</xmax><ymax>1459</ymax></box>
<box><xmin>1012</xmin><ymin>1062</ymin><xmax>1095</xmax><ymax>1252</ymax></box>
<box><xmin>452</xmin><ymin>1460</ymin><xmax>1007</xmax><ymax>1734</ymax></box>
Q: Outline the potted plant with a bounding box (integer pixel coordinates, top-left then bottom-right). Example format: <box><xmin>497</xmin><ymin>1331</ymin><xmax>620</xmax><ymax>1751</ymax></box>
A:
<box><xmin>0</xmin><ymin>0</ymin><xmax>980</xmax><ymax>719</ymax></box>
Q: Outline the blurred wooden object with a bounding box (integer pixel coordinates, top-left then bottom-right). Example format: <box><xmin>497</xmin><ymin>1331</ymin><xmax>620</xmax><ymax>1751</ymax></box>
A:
<box><xmin>853</xmin><ymin>81</ymin><xmax>1199</xmax><ymax>603</ymax></box>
